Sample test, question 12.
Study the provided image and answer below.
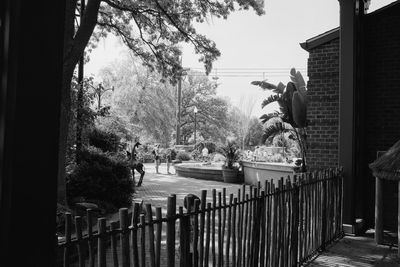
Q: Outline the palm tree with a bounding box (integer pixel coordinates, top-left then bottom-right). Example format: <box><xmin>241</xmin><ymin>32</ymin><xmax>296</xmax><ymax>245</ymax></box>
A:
<box><xmin>252</xmin><ymin>68</ymin><xmax>308</xmax><ymax>172</ymax></box>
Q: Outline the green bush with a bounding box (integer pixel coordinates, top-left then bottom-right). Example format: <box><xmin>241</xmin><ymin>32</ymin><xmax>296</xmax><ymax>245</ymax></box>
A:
<box><xmin>176</xmin><ymin>151</ymin><xmax>191</xmax><ymax>161</ymax></box>
<box><xmin>88</xmin><ymin>128</ymin><xmax>120</xmax><ymax>153</ymax></box>
<box><xmin>194</xmin><ymin>141</ymin><xmax>217</xmax><ymax>154</ymax></box>
<box><xmin>67</xmin><ymin>146</ymin><xmax>134</xmax><ymax>211</ymax></box>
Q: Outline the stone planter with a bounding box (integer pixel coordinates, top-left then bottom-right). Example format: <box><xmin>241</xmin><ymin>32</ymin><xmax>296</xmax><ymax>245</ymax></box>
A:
<box><xmin>222</xmin><ymin>168</ymin><xmax>241</xmax><ymax>183</ymax></box>
<box><xmin>242</xmin><ymin>160</ymin><xmax>296</xmax><ymax>186</ymax></box>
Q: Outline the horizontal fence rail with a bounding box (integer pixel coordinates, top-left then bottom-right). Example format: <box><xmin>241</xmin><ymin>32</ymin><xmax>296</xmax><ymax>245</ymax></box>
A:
<box><xmin>57</xmin><ymin>167</ymin><xmax>343</xmax><ymax>267</ymax></box>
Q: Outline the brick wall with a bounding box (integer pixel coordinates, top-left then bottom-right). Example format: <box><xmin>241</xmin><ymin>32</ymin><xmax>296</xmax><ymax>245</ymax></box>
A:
<box><xmin>363</xmin><ymin>4</ymin><xmax>400</xmax><ymax>230</ymax></box>
<box><xmin>306</xmin><ymin>38</ymin><xmax>340</xmax><ymax>171</ymax></box>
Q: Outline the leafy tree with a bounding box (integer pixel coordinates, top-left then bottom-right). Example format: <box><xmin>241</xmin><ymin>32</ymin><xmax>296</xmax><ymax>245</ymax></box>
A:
<box><xmin>251</xmin><ymin>68</ymin><xmax>308</xmax><ymax>171</ymax></box>
<box><xmin>244</xmin><ymin>117</ymin><xmax>264</xmax><ymax>148</ymax></box>
<box><xmin>180</xmin><ymin>72</ymin><xmax>230</xmax><ymax>144</ymax></box>
<box><xmin>58</xmin><ymin>0</ymin><xmax>265</xmax><ymax>204</ymax></box>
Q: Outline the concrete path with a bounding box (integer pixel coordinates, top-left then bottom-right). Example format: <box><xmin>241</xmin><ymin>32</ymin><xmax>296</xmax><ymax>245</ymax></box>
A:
<box><xmin>132</xmin><ymin>162</ymin><xmax>248</xmax><ymax>215</ymax></box>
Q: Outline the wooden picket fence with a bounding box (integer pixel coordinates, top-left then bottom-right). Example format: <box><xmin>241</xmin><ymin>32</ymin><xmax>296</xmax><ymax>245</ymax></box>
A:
<box><xmin>57</xmin><ymin>167</ymin><xmax>343</xmax><ymax>267</ymax></box>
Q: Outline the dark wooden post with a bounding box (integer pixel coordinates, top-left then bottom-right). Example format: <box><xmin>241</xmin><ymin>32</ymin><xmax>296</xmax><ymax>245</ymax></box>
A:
<box><xmin>375</xmin><ymin>177</ymin><xmax>383</xmax><ymax>244</ymax></box>
<box><xmin>0</xmin><ymin>1</ymin><xmax>66</xmax><ymax>266</ymax></box>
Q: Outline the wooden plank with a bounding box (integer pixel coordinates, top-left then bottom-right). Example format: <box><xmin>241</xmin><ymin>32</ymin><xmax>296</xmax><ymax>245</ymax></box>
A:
<box><xmin>140</xmin><ymin>214</ymin><xmax>146</xmax><ymax>267</ymax></box>
<box><xmin>86</xmin><ymin>209</ymin><xmax>95</xmax><ymax>267</ymax></box>
<box><xmin>110</xmin><ymin>221</ymin><xmax>119</xmax><ymax>267</ymax></box>
<box><xmin>131</xmin><ymin>203</ymin><xmax>140</xmax><ymax>267</ymax></box>
<box><xmin>120</xmin><ymin>208</ymin><xmax>131</xmax><ymax>267</ymax></box>
<box><xmin>200</xmin><ymin>190</ymin><xmax>207</xmax><ymax>267</ymax></box>
<box><xmin>155</xmin><ymin>207</ymin><xmax>162</xmax><ymax>267</ymax></box>
<box><xmin>146</xmin><ymin>204</ymin><xmax>156</xmax><ymax>267</ymax></box>
<box><xmin>63</xmin><ymin>212</ymin><xmax>72</xmax><ymax>267</ymax></box>
<box><xmin>74</xmin><ymin>216</ymin><xmax>85</xmax><ymax>267</ymax></box>
<box><xmin>97</xmin><ymin>218</ymin><xmax>107</xmax><ymax>267</ymax></box>
<box><xmin>167</xmin><ymin>195</ymin><xmax>177</xmax><ymax>267</ymax></box>
<box><xmin>205</xmin><ymin>202</ymin><xmax>212</xmax><ymax>267</ymax></box>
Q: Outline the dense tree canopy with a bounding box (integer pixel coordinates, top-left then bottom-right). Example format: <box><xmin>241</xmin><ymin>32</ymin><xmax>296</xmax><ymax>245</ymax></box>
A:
<box><xmin>58</xmin><ymin>0</ymin><xmax>265</xmax><ymax>204</ymax></box>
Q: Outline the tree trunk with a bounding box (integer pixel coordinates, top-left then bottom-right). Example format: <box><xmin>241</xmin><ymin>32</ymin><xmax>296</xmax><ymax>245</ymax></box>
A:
<box><xmin>57</xmin><ymin>0</ymin><xmax>101</xmax><ymax>205</ymax></box>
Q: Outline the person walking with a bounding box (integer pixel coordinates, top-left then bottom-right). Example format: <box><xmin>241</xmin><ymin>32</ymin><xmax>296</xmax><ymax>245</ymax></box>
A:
<box><xmin>201</xmin><ymin>146</ymin><xmax>209</xmax><ymax>162</ymax></box>
<box><xmin>153</xmin><ymin>144</ymin><xmax>161</xmax><ymax>174</ymax></box>
<box><xmin>166</xmin><ymin>148</ymin><xmax>172</xmax><ymax>174</ymax></box>
<box><xmin>130</xmin><ymin>142</ymin><xmax>145</xmax><ymax>187</ymax></box>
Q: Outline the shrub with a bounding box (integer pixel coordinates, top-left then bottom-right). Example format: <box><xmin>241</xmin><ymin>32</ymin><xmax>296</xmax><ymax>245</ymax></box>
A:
<box><xmin>212</xmin><ymin>152</ymin><xmax>226</xmax><ymax>162</ymax></box>
<box><xmin>265</xmin><ymin>153</ymin><xmax>284</xmax><ymax>163</ymax></box>
<box><xmin>67</xmin><ymin>146</ymin><xmax>134</xmax><ymax>212</ymax></box>
<box><xmin>176</xmin><ymin>151</ymin><xmax>191</xmax><ymax>161</ymax></box>
<box><xmin>88</xmin><ymin>128</ymin><xmax>120</xmax><ymax>153</ymax></box>
<box><xmin>194</xmin><ymin>141</ymin><xmax>217</xmax><ymax>154</ymax></box>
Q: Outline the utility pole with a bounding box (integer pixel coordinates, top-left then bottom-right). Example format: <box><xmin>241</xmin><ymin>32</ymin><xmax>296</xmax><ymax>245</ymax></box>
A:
<box><xmin>176</xmin><ymin>76</ymin><xmax>182</xmax><ymax>145</ymax></box>
<box><xmin>76</xmin><ymin>0</ymin><xmax>85</xmax><ymax>164</ymax></box>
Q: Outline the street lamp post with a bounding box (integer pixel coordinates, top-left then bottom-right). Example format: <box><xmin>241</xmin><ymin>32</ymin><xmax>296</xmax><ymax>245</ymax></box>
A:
<box><xmin>194</xmin><ymin>106</ymin><xmax>198</xmax><ymax>145</ymax></box>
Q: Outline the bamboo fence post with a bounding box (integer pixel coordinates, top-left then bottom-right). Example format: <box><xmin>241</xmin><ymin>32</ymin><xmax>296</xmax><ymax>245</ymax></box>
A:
<box><xmin>146</xmin><ymin>204</ymin><xmax>156</xmax><ymax>267</ymax></box>
<box><xmin>64</xmin><ymin>212</ymin><xmax>72</xmax><ymax>267</ymax></box>
<box><xmin>222</xmin><ymin>188</ymin><xmax>226</xmax><ymax>267</ymax></box>
<box><xmin>194</xmin><ymin>199</ymin><xmax>200</xmax><ymax>267</ymax></box>
<box><xmin>205</xmin><ymin>202</ymin><xmax>212</xmax><ymax>267</ymax></box>
<box><xmin>240</xmin><ymin>185</ymin><xmax>245</xmax><ymax>267</ymax></box>
<box><xmin>236</xmin><ymin>188</ymin><xmax>242</xmax><ymax>267</ymax></box>
<box><xmin>120</xmin><ymin>208</ymin><xmax>131</xmax><ymax>267</ymax></box>
<box><xmin>212</xmin><ymin>189</ymin><xmax>217</xmax><ymax>267</ymax></box>
<box><xmin>292</xmin><ymin>176</ymin><xmax>299</xmax><ymax>266</ymax></box>
<box><xmin>270</xmin><ymin>183</ymin><xmax>277</xmax><ymax>267</ymax></box>
<box><xmin>167</xmin><ymin>195</ymin><xmax>177</xmax><ymax>267</ymax></box>
<box><xmin>225</xmin><ymin>194</ymin><xmax>233</xmax><ymax>266</ymax></box>
<box><xmin>321</xmin><ymin>171</ymin><xmax>327</xmax><ymax>250</ymax></box>
<box><xmin>110</xmin><ymin>221</ymin><xmax>119</xmax><ymax>267</ymax></box>
<box><xmin>243</xmin><ymin>194</ymin><xmax>249</xmax><ymax>266</ymax></box>
<box><xmin>265</xmin><ymin>181</ymin><xmax>272</xmax><ymax>267</ymax></box>
<box><xmin>97</xmin><ymin>218</ymin><xmax>107</xmax><ymax>267</ymax></box>
<box><xmin>218</xmin><ymin>191</ymin><xmax>222</xmax><ymax>267</ymax></box>
<box><xmin>250</xmin><ymin>187</ymin><xmax>257</xmax><ymax>267</ymax></box>
<box><xmin>200</xmin><ymin>190</ymin><xmax>207</xmax><ymax>267</ymax></box>
<box><xmin>131</xmin><ymin>203</ymin><xmax>140</xmax><ymax>267</ymax></box>
<box><xmin>75</xmin><ymin>216</ymin><xmax>85</xmax><ymax>267</ymax></box>
<box><xmin>259</xmin><ymin>190</ymin><xmax>266</xmax><ymax>267</ymax></box>
<box><xmin>155</xmin><ymin>207</ymin><xmax>162</xmax><ymax>267</ymax></box>
<box><xmin>179</xmin><ymin>206</ymin><xmax>191</xmax><ymax>267</ymax></box>
<box><xmin>232</xmin><ymin>198</ymin><xmax>237</xmax><ymax>266</ymax></box>
<box><xmin>277</xmin><ymin>179</ymin><xmax>283</xmax><ymax>267</ymax></box>
<box><xmin>285</xmin><ymin>178</ymin><xmax>292</xmax><ymax>267</ymax></box>
<box><xmin>247</xmin><ymin>186</ymin><xmax>253</xmax><ymax>267</ymax></box>
<box><xmin>86</xmin><ymin>209</ymin><xmax>95</xmax><ymax>267</ymax></box>
<box><xmin>140</xmin><ymin>214</ymin><xmax>146</xmax><ymax>267</ymax></box>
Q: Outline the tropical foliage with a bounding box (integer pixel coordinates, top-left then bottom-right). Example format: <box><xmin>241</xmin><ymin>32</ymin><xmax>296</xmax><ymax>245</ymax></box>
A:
<box><xmin>218</xmin><ymin>140</ymin><xmax>241</xmax><ymax>169</ymax></box>
<box><xmin>251</xmin><ymin>68</ymin><xmax>308</xmax><ymax>171</ymax></box>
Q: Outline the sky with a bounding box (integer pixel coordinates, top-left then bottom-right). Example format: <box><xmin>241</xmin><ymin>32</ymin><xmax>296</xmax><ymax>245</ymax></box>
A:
<box><xmin>85</xmin><ymin>0</ymin><xmax>396</xmax><ymax>117</ymax></box>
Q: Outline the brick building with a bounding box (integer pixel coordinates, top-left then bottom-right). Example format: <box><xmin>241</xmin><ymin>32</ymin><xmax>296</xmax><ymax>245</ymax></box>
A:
<box><xmin>301</xmin><ymin>1</ymin><xmax>400</xmax><ymax>231</ymax></box>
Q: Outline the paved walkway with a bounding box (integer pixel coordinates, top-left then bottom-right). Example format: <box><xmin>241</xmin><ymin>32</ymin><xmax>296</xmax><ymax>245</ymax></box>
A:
<box><xmin>309</xmin><ymin>231</ymin><xmax>400</xmax><ymax>266</ymax></box>
<box><xmin>131</xmin><ymin>163</ymin><xmax>247</xmax><ymax>216</ymax></box>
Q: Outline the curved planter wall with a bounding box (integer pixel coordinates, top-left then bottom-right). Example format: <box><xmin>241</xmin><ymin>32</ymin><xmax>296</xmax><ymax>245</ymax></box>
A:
<box><xmin>174</xmin><ymin>163</ymin><xmax>223</xmax><ymax>182</ymax></box>
<box><xmin>242</xmin><ymin>160</ymin><xmax>296</xmax><ymax>186</ymax></box>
